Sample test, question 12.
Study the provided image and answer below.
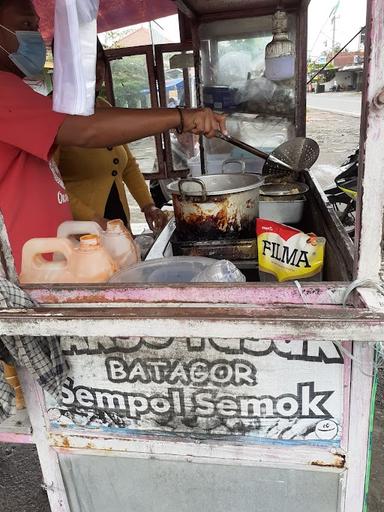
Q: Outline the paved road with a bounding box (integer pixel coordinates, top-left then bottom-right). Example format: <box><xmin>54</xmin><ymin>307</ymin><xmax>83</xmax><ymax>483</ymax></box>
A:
<box><xmin>307</xmin><ymin>91</ymin><xmax>362</xmax><ymax>117</ymax></box>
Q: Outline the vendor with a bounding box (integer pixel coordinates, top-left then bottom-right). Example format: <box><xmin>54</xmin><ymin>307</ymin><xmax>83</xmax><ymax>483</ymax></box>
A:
<box><xmin>0</xmin><ymin>0</ymin><xmax>226</xmax><ymax>273</ymax></box>
<box><xmin>57</xmin><ymin>40</ymin><xmax>167</xmax><ymax>233</ymax></box>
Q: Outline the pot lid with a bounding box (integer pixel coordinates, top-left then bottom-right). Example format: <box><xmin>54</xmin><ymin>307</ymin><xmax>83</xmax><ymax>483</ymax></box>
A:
<box><xmin>260</xmin><ymin>182</ymin><xmax>309</xmax><ymax>196</ymax></box>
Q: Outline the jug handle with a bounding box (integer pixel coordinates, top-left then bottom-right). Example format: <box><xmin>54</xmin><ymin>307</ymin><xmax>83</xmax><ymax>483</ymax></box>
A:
<box><xmin>57</xmin><ymin>220</ymin><xmax>102</xmax><ymax>239</ymax></box>
<box><xmin>22</xmin><ymin>238</ymin><xmax>73</xmax><ymax>270</ymax></box>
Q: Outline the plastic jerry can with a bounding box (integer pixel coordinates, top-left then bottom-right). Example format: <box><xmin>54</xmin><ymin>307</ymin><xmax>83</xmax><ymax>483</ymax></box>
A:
<box><xmin>101</xmin><ymin>219</ymin><xmax>140</xmax><ymax>268</ymax></box>
<box><xmin>57</xmin><ymin>219</ymin><xmax>140</xmax><ymax>268</ymax></box>
<box><xmin>20</xmin><ymin>234</ymin><xmax>117</xmax><ymax>284</ymax></box>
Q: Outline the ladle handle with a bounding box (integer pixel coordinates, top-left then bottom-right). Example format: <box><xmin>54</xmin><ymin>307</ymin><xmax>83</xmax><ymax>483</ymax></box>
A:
<box><xmin>215</xmin><ymin>131</ymin><xmax>269</xmax><ymax>160</ymax></box>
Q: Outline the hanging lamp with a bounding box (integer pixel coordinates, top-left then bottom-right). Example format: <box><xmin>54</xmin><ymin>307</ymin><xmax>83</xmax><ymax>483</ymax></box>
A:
<box><xmin>265</xmin><ymin>4</ymin><xmax>295</xmax><ymax>81</ymax></box>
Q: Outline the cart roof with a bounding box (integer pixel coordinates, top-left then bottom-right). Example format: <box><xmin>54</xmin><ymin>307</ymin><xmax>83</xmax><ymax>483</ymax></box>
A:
<box><xmin>33</xmin><ymin>0</ymin><xmax>308</xmax><ymax>40</ymax></box>
<box><xmin>176</xmin><ymin>0</ymin><xmax>306</xmax><ymax>17</ymax></box>
<box><xmin>33</xmin><ymin>0</ymin><xmax>178</xmax><ymax>40</ymax></box>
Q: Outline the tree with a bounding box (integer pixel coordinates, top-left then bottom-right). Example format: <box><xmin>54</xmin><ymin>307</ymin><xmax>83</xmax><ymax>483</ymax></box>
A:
<box><xmin>110</xmin><ymin>55</ymin><xmax>149</xmax><ymax>107</ymax></box>
<box><xmin>307</xmin><ymin>59</ymin><xmax>335</xmax><ymax>84</ymax></box>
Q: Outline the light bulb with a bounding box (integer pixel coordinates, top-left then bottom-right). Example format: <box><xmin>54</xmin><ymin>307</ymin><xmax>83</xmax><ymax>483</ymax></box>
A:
<box><xmin>265</xmin><ymin>8</ymin><xmax>295</xmax><ymax>81</ymax></box>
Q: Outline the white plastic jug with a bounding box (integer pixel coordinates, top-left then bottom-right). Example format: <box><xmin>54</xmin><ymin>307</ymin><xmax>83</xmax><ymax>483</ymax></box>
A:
<box><xmin>20</xmin><ymin>234</ymin><xmax>117</xmax><ymax>284</ymax></box>
<box><xmin>57</xmin><ymin>219</ymin><xmax>140</xmax><ymax>268</ymax></box>
<box><xmin>102</xmin><ymin>219</ymin><xmax>140</xmax><ymax>268</ymax></box>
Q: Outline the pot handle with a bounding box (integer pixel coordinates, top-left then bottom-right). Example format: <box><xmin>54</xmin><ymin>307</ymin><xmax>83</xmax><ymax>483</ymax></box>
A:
<box><xmin>222</xmin><ymin>158</ymin><xmax>246</xmax><ymax>174</ymax></box>
<box><xmin>178</xmin><ymin>178</ymin><xmax>207</xmax><ymax>201</ymax></box>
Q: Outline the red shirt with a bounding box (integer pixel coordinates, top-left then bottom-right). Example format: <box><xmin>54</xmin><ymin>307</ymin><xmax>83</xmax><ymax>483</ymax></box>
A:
<box><xmin>0</xmin><ymin>72</ymin><xmax>72</xmax><ymax>273</ymax></box>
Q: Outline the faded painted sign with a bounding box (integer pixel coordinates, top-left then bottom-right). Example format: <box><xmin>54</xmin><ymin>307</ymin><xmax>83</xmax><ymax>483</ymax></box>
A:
<box><xmin>46</xmin><ymin>337</ymin><xmax>347</xmax><ymax>445</ymax></box>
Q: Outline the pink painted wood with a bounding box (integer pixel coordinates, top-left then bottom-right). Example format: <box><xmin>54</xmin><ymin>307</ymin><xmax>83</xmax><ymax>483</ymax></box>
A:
<box><xmin>340</xmin><ymin>342</ymin><xmax>352</xmax><ymax>451</ymax></box>
<box><xmin>0</xmin><ymin>432</ymin><xmax>33</xmax><ymax>444</ymax></box>
<box><xmin>26</xmin><ymin>283</ymin><xmax>353</xmax><ymax>306</ymax></box>
<box><xmin>355</xmin><ymin>0</ymin><xmax>384</xmax><ymax>281</ymax></box>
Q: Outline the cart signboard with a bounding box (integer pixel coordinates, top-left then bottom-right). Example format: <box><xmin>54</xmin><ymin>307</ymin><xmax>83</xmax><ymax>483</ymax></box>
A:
<box><xmin>46</xmin><ymin>336</ymin><xmax>347</xmax><ymax>446</ymax></box>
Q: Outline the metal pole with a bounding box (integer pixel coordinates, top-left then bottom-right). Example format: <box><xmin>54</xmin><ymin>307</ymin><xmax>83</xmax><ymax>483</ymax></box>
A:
<box><xmin>332</xmin><ymin>15</ymin><xmax>336</xmax><ymax>50</ymax></box>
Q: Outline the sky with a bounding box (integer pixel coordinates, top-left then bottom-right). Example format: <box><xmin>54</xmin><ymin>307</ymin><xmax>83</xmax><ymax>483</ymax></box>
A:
<box><xmin>308</xmin><ymin>0</ymin><xmax>367</xmax><ymax>60</ymax></box>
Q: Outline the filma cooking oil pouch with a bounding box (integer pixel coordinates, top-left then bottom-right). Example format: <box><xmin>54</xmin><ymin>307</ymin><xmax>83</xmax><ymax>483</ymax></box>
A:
<box><xmin>257</xmin><ymin>219</ymin><xmax>326</xmax><ymax>282</ymax></box>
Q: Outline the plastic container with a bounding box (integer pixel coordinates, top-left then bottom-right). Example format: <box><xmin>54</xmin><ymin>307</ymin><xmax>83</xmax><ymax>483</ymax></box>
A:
<box><xmin>109</xmin><ymin>256</ymin><xmax>216</xmax><ymax>284</ymax></box>
<box><xmin>191</xmin><ymin>260</ymin><xmax>246</xmax><ymax>283</ymax></box>
<box><xmin>187</xmin><ymin>154</ymin><xmax>234</xmax><ymax>177</ymax></box>
<box><xmin>187</xmin><ymin>155</ymin><xmax>202</xmax><ymax>177</ymax></box>
<box><xmin>259</xmin><ymin>197</ymin><xmax>306</xmax><ymax>224</ymax></box>
<box><xmin>20</xmin><ymin>234</ymin><xmax>117</xmax><ymax>284</ymax></box>
<box><xmin>101</xmin><ymin>220</ymin><xmax>140</xmax><ymax>268</ymax></box>
<box><xmin>228</xmin><ymin>156</ymin><xmax>264</xmax><ymax>174</ymax></box>
<box><xmin>134</xmin><ymin>234</ymin><xmax>155</xmax><ymax>259</ymax></box>
<box><xmin>206</xmin><ymin>153</ymin><xmax>231</xmax><ymax>173</ymax></box>
<box><xmin>57</xmin><ymin>219</ymin><xmax>140</xmax><ymax>269</ymax></box>
<box><xmin>203</xmin><ymin>86</ymin><xmax>236</xmax><ymax>111</ymax></box>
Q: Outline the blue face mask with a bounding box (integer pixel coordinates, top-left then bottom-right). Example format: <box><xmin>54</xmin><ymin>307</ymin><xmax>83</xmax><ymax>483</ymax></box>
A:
<box><xmin>0</xmin><ymin>24</ymin><xmax>46</xmax><ymax>77</ymax></box>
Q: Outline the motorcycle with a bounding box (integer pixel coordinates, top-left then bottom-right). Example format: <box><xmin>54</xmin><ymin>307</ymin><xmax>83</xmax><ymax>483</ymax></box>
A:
<box><xmin>324</xmin><ymin>148</ymin><xmax>358</xmax><ymax>237</ymax></box>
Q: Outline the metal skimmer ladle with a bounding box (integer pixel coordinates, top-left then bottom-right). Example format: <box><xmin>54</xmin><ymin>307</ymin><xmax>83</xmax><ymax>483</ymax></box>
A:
<box><xmin>216</xmin><ymin>132</ymin><xmax>320</xmax><ymax>176</ymax></box>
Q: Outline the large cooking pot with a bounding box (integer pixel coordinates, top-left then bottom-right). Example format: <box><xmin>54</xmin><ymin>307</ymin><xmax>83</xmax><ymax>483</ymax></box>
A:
<box><xmin>167</xmin><ymin>174</ymin><xmax>263</xmax><ymax>241</ymax></box>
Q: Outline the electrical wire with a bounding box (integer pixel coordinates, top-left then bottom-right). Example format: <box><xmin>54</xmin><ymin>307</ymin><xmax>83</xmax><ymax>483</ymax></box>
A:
<box><xmin>307</xmin><ymin>26</ymin><xmax>365</xmax><ymax>85</ymax></box>
<box><xmin>337</xmin><ymin>278</ymin><xmax>384</xmax><ymax>376</ymax></box>
<box><xmin>308</xmin><ymin>1</ymin><xmax>342</xmax><ymax>58</ymax></box>
<box><xmin>309</xmin><ymin>17</ymin><xmax>333</xmax><ymax>57</ymax></box>
<box><xmin>334</xmin><ymin>341</ymin><xmax>383</xmax><ymax>378</ymax></box>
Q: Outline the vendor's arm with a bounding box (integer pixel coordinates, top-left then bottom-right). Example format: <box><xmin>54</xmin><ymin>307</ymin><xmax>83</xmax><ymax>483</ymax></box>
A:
<box><xmin>56</xmin><ymin>107</ymin><xmax>226</xmax><ymax>148</ymax></box>
<box><xmin>123</xmin><ymin>148</ymin><xmax>168</xmax><ymax>232</ymax></box>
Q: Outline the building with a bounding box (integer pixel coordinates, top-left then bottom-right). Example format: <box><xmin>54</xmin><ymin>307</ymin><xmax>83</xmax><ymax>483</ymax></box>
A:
<box><xmin>333</xmin><ymin>50</ymin><xmax>364</xmax><ymax>68</ymax></box>
<box><xmin>309</xmin><ymin>50</ymin><xmax>365</xmax><ymax>93</ymax></box>
<box><xmin>113</xmin><ymin>26</ymin><xmax>172</xmax><ymax>48</ymax></box>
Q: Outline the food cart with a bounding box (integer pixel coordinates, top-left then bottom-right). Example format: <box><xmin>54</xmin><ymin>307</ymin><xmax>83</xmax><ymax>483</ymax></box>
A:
<box><xmin>1</xmin><ymin>0</ymin><xmax>384</xmax><ymax>511</ymax></box>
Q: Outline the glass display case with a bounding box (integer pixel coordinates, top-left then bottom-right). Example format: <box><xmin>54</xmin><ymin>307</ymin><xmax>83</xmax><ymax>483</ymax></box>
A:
<box><xmin>198</xmin><ymin>14</ymin><xmax>297</xmax><ymax>175</ymax></box>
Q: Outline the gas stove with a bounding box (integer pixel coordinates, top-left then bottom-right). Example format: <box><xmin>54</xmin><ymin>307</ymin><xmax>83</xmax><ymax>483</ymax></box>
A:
<box><xmin>146</xmin><ymin>219</ymin><xmax>258</xmax><ymax>272</ymax></box>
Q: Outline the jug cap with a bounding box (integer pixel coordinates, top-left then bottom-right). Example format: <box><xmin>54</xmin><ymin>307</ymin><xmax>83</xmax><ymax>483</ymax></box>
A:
<box><xmin>79</xmin><ymin>234</ymin><xmax>101</xmax><ymax>250</ymax></box>
<box><xmin>106</xmin><ymin>219</ymin><xmax>126</xmax><ymax>234</ymax></box>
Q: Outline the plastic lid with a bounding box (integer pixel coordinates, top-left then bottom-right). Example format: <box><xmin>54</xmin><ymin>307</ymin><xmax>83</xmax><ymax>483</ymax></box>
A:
<box><xmin>106</xmin><ymin>219</ymin><xmax>125</xmax><ymax>234</ymax></box>
<box><xmin>79</xmin><ymin>234</ymin><xmax>100</xmax><ymax>250</ymax></box>
<box><xmin>109</xmin><ymin>256</ymin><xmax>216</xmax><ymax>283</ymax></box>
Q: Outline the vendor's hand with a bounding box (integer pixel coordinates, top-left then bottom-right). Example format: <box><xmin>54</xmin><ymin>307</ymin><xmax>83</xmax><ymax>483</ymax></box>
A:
<box><xmin>182</xmin><ymin>108</ymin><xmax>227</xmax><ymax>138</ymax></box>
<box><xmin>142</xmin><ymin>204</ymin><xmax>168</xmax><ymax>233</ymax></box>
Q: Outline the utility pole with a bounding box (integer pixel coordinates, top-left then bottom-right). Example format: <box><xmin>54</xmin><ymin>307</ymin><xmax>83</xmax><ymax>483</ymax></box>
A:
<box><xmin>332</xmin><ymin>14</ymin><xmax>336</xmax><ymax>51</ymax></box>
<box><xmin>330</xmin><ymin>0</ymin><xmax>340</xmax><ymax>51</ymax></box>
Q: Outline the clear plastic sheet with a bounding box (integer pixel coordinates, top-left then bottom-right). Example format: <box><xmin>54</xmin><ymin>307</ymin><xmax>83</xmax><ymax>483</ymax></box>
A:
<box><xmin>234</xmin><ymin>77</ymin><xmax>295</xmax><ymax>117</ymax></box>
<box><xmin>53</xmin><ymin>0</ymin><xmax>99</xmax><ymax>115</ymax></box>
<box><xmin>192</xmin><ymin>260</ymin><xmax>246</xmax><ymax>283</ymax></box>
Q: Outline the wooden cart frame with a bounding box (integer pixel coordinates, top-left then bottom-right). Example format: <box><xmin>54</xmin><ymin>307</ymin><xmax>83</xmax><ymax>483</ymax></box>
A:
<box><xmin>1</xmin><ymin>1</ymin><xmax>384</xmax><ymax>511</ymax></box>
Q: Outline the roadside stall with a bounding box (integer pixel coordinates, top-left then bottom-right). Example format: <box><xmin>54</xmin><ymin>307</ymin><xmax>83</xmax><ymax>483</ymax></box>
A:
<box><xmin>0</xmin><ymin>0</ymin><xmax>384</xmax><ymax>511</ymax></box>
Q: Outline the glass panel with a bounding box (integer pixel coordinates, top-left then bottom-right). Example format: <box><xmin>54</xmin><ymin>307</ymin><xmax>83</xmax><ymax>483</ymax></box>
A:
<box><xmin>199</xmin><ymin>16</ymin><xmax>296</xmax><ymax>175</ymax></box>
<box><xmin>110</xmin><ymin>55</ymin><xmax>156</xmax><ymax>175</ymax></box>
<box><xmin>161</xmin><ymin>51</ymin><xmax>199</xmax><ymax>172</ymax></box>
